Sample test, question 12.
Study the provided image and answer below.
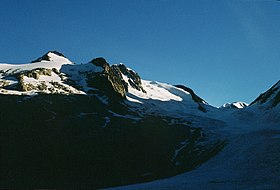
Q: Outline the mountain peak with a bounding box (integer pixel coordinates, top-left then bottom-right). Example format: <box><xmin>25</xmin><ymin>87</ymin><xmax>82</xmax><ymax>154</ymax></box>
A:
<box><xmin>47</xmin><ymin>50</ymin><xmax>66</xmax><ymax>57</ymax></box>
<box><xmin>220</xmin><ymin>101</ymin><xmax>248</xmax><ymax>109</ymax></box>
<box><xmin>90</xmin><ymin>57</ymin><xmax>109</xmax><ymax>69</ymax></box>
<box><xmin>31</xmin><ymin>50</ymin><xmax>71</xmax><ymax>63</ymax></box>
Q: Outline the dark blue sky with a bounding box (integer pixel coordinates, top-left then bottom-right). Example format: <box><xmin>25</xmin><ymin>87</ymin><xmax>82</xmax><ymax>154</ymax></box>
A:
<box><xmin>0</xmin><ymin>0</ymin><xmax>279</xmax><ymax>106</ymax></box>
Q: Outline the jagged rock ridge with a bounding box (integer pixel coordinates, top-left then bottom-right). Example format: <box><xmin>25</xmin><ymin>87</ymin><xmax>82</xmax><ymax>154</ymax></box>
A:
<box><xmin>118</xmin><ymin>64</ymin><xmax>146</xmax><ymax>93</ymax></box>
<box><xmin>88</xmin><ymin>57</ymin><xmax>127</xmax><ymax>99</ymax></box>
<box><xmin>74</xmin><ymin>57</ymin><xmax>147</xmax><ymax>100</ymax></box>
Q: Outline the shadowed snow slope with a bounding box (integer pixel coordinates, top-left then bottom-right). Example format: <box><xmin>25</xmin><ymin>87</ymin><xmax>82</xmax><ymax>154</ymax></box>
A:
<box><xmin>250</xmin><ymin>80</ymin><xmax>280</xmax><ymax>109</ymax></box>
<box><xmin>106</xmin><ymin>113</ymin><xmax>280</xmax><ymax>190</ymax></box>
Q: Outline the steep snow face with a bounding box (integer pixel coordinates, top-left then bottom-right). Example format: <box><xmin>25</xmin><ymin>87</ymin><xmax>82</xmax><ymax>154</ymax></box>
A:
<box><xmin>250</xmin><ymin>80</ymin><xmax>280</xmax><ymax>109</ymax></box>
<box><xmin>220</xmin><ymin>102</ymin><xmax>248</xmax><ymax>109</ymax></box>
<box><xmin>118</xmin><ymin>66</ymin><xmax>211</xmax><ymax>117</ymax></box>
<box><xmin>120</xmin><ymin>66</ymin><xmax>199</xmax><ymax>102</ymax></box>
<box><xmin>125</xmin><ymin>79</ymin><xmax>184</xmax><ymax>102</ymax></box>
<box><xmin>123</xmin><ymin>76</ymin><xmax>212</xmax><ymax>117</ymax></box>
<box><xmin>31</xmin><ymin>51</ymin><xmax>73</xmax><ymax>64</ymax></box>
<box><xmin>41</xmin><ymin>52</ymin><xmax>72</xmax><ymax>63</ymax></box>
<box><xmin>246</xmin><ymin>80</ymin><xmax>280</xmax><ymax>123</ymax></box>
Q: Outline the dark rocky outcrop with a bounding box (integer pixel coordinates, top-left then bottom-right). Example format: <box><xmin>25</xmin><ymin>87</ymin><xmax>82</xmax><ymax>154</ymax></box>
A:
<box><xmin>31</xmin><ymin>51</ymin><xmax>66</xmax><ymax>63</ymax></box>
<box><xmin>26</xmin><ymin>68</ymin><xmax>52</xmax><ymax>79</ymax></box>
<box><xmin>118</xmin><ymin>64</ymin><xmax>146</xmax><ymax>93</ymax></box>
<box><xmin>87</xmin><ymin>58</ymin><xmax>146</xmax><ymax>100</ymax></box>
<box><xmin>90</xmin><ymin>57</ymin><xmax>109</xmax><ymax>70</ymax></box>
<box><xmin>12</xmin><ymin>68</ymin><xmax>68</xmax><ymax>92</ymax></box>
<box><xmin>17</xmin><ymin>74</ymin><xmax>35</xmax><ymax>91</ymax></box>
<box><xmin>88</xmin><ymin>58</ymin><xmax>127</xmax><ymax>100</ymax></box>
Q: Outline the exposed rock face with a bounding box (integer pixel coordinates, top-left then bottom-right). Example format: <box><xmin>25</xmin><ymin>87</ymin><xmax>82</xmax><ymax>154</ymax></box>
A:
<box><xmin>0</xmin><ymin>80</ymin><xmax>9</xmax><ymax>88</ymax></box>
<box><xmin>17</xmin><ymin>74</ymin><xmax>35</xmax><ymax>91</ymax></box>
<box><xmin>31</xmin><ymin>51</ymin><xmax>67</xmax><ymax>63</ymax></box>
<box><xmin>1</xmin><ymin>52</ymin><xmax>147</xmax><ymax>101</ymax></box>
<box><xmin>90</xmin><ymin>57</ymin><xmax>109</xmax><ymax>70</ymax></box>
<box><xmin>11</xmin><ymin>68</ymin><xmax>73</xmax><ymax>93</ymax></box>
<box><xmin>26</xmin><ymin>68</ymin><xmax>52</xmax><ymax>79</ymax></box>
<box><xmin>118</xmin><ymin>64</ymin><xmax>146</xmax><ymax>93</ymax></box>
<box><xmin>87</xmin><ymin>58</ymin><xmax>146</xmax><ymax>100</ymax></box>
<box><xmin>88</xmin><ymin>58</ymin><xmax>127</xmax><ymax>100</ymax></box>
<box><xmin>15</xmin><ymin>68</ymin><xmax>52</xmax><ymax>91</ymax></box>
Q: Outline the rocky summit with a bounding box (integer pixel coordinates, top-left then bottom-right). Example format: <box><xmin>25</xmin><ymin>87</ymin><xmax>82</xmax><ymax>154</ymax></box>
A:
<box><xmin>31</xmin><ymin>51</ymin><xmax>68</xmax><ymax>63</ymax></box>
<box><xmin>0</xmin><ymin>51</ymin><xmax>279</xmax><ymax>189</ymax></box>
<box><xmin>0</xmin><ymin>52</ymin><xmax>147</xmax><ymax>102</ymax></box>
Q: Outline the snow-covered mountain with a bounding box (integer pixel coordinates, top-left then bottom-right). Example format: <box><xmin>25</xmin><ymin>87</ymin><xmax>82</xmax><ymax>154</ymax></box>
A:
<box><xmin>1</xmin><ymin>51</ymin><xmax>279</xmax><ymax>189</ymax></box>
<box><xmin>0</xmin><ymin>51</ymin><xmax>211</xmax><ymax>115</ymax></box>
<box><xmin>220</xmin><ymin>101</ymin><xmax>248</xmax><ymax>109</ymax></box>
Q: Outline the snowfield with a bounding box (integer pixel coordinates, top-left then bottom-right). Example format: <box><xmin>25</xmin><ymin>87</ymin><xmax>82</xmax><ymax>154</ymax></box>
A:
<box><xmin>107</xmin><ymin>107</ymin><xmax>280</xmax><ymax>190</ymax></box>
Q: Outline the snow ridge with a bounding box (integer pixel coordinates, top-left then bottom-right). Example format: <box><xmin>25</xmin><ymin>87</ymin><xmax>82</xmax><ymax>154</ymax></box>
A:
<box><xmin>220</xmin><ymin>101</ymin><xmax>248</xmax><ymax>109</ymax></box>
